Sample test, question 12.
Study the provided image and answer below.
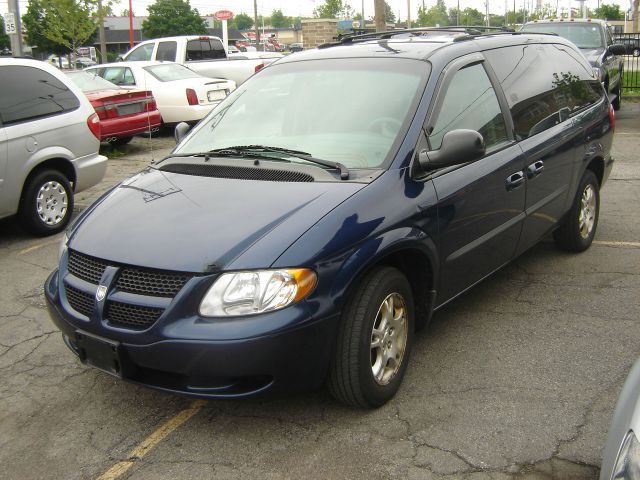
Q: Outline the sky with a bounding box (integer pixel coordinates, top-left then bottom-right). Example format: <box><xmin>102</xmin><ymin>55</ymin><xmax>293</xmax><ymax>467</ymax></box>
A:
<box><xmin>1</xmin><ymin>0</ymin><xmax>635</xmax><ymax>23</ymax></box>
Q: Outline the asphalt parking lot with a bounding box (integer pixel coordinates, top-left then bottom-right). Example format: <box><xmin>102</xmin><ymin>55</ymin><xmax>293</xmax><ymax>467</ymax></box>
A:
<box><xmin>1</xmin><ymin>104</ymin><xmax>639</xmax><ymax>480</ymax></box>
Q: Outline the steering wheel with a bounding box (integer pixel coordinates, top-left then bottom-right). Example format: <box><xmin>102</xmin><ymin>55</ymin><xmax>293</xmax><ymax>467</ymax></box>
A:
<box><xmin>367</xmin><ymin>117</ymin><xmax>402</xmax><ymax>137</ymax></box>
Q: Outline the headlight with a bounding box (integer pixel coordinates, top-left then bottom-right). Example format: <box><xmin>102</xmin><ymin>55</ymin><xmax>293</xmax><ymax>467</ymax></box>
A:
<box><xmin>611</xmin><ymin>430</ymin><xmax>640</xmax><ymax>480</ymax></box>
<box><xmin>199</xmin><ymin>269</ymin><xmax>317</xmax><ymax>317</ymax></box>
<box><xmin>58</xmin><ymin>233</ymin><xmax>68</xmax><ymax>262</ymax></box>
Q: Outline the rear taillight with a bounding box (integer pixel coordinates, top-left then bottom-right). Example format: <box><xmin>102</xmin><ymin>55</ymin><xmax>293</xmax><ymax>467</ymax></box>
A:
<box><xmin>609</xmin><ymin>104</ymin><xmax>616</xmax><ymax>132</ymax></box>
<box><xmin>94</xmin><ymin>104</ymin><xmax>119</xmax><ymax>120</ymax></box>
<box><xmin>254</xmin><ymin>63</ymin><xmax>264</xmax><ymax>74</ymax></box>
<box><xmin>87</xmin><ymin>113</ymin><xmax>101</xmax><ymax>140</ymax></box>
<box><xmin>144</xmin><ymin>97</ymin><xmax>157</xmax><ymax>112</ymax></box>
<box><xmin>186</xmin><ymin>88</ymin><xmax>199</xmax><ymax>106</ymax></box>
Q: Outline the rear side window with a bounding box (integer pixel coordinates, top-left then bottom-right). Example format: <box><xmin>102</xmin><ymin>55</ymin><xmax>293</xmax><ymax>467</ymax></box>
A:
<box><xmin>157</xmin><ymin>41</ymin><xmax>177</xmax><ymax>61</ymax></box>
<box><xmin>127</xmin><ymin>43</ymin><xmax>154</xmax><ymax>61</ymax></box>
<box><xmin>100</xmin><ymin>67</ymin><xmax>136</xmax><ymax>86</ymax></box>
<box><xmin>186</xmin><ymin>38</ymin><xmax>226</xmax><ymax>60</ymax></box>
<box><xmin>484</xmin><ymin>44</ymin><xmax>602</xmax><ymax>140</ymax></box>
<box><xmin>429</xmin><ymin>63</ymin><xmax>508</xmax><ymax>151</ymax></box>
<box><xmin>0</xmin><ymin>65</ymin><xmax>80</xmax><ymax>125</ymax></box>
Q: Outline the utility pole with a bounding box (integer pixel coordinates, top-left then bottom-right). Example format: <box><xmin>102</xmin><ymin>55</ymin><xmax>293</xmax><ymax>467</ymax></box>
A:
<box><xmin>6</xmin><ymin>0</ymin><xmax>24</xmax><ymax>56</ymax></box>
<box><xmin>374</xmin><ymin>0</ymin><xmax>386</xmax><ymax>32</ymax></box>
<box><xmin>98</xmin><ymin>0</ymin><xmax>108</xmax><ymax>63</ymax></box>
<box><xmin>254</xmin><ymin>0</ymin><xmax>261</xmax><ymax>51</ymax></box>
<box><xmin>407</xmin><ymin>0</ymin><xmax>411</xmax><ymax>28</ymax></box>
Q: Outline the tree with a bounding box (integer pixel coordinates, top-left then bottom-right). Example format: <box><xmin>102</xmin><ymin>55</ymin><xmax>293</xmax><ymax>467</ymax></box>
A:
<box><xmin>417</xmin><ymin>0</ymin><xmax>449</xmax><ymax>26</ymax></box>
<box><xmin>314</xmin><ymin>0</ymin><xmax>354</xmax><ymax>19</ymax></box>
<box><xmin>270</xmin><ymin>9</ymin><xmax>291</xmax><ymax>28</ymax></box>
<box><xmin>0</xmin><ymin>17</ymin><xmax>11</xmax><ymax>50</ymax></box>
<box><xmin>593</xmin><ymin>4</ymin><xmax>624</xmax><ymax>20</ymax></box>
<box><xmin>22</xmin><ymin>0</ymin><xmax>67</xmax><ymax>56</ymax></box>
<box><xmin>38</xmin><ymin>0</ymin><xmax>106</xmax><ymax>59</ymax></box>
<box><xmin>232</xmin><ymin>12</ymin><xmax>254</xmax><ymax>30</ymax></box>
<box><xmin>384</xmin><ymin>1</ymin><xmax>396</xmax><ymax>23</ymax></box>
<box><xmin>142</xmin><ymin>0</ymin><xmax>206</xmax><ymax>38</ymax></box>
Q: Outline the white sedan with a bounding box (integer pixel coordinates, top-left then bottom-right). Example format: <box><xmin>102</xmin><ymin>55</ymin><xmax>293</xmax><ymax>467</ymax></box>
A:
<box><xmin>85</xmin><ymin>61</ymin><xmax>236</xmax><ymax>124</ymax></box>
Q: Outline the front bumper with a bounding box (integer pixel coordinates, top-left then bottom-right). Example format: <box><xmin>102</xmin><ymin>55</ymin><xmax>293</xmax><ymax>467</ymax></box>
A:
<box><xmin>44</xmin><ymin>269</ymin><xmax>337</xmax><ymax>398</ymax></box>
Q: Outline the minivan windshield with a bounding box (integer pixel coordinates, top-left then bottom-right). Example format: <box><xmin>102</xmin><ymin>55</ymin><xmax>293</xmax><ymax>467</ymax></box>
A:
<box><xmin>174</xmin><ymin>58</ymin><xmax>428</xmax><ymax>170</ymax></box>
<box><xmin>521</xmin><ymin>23</ymin><xmax>604</xmax><ymax>49</ymax></box>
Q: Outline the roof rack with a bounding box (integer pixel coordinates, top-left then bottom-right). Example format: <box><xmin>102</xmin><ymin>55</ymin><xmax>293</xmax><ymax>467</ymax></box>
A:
<box><xmin>322</xmin><ymin>26</ymin><xmax>516</xmax><ymax>47</ymax></box>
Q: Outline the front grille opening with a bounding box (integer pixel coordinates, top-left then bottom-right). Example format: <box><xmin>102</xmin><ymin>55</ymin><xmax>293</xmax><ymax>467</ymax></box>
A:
<box><xmin>160</xmin><ymin>163</ymin><xmax>315</xmax><ymax>183</ymax></box>
<box><xmin>105</xmin><ymin>301</ymin><xmax>164</xmax><ymax>330</ymax></box>
<box><xmin>116</xmin><ymin>269</ymin><xmax>191</xmax><ymax>297</ymax></box>
<box><xmin>68</xmin><ymin>250</ymin><xmax>108</xmax><ymax>284</ymax></box>
<box><xmin>65</xmin><ymin>284</ymin><xmax>94</xmax><ymax>318</ymax></box>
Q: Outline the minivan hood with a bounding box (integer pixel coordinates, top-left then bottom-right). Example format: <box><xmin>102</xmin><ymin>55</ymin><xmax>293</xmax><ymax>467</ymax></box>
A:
<box><xmin>69</xmin><ymin>167</ymin><xmax>364</xmax><ymax>272</ymax></box>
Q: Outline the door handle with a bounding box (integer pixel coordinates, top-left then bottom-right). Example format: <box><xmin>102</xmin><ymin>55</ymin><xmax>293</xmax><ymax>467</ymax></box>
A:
<box><xmin>527</xmin><ymin>160</ymin><xmax>544</xmax><ymax>179</ymax></box>
<box><xmin>505</xmin><ymin>171</ymin><xmax>524</xmax><ymax>191</ymax></box>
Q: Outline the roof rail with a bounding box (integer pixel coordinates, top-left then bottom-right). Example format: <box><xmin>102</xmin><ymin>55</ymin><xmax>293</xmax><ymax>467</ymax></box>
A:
<box><xmin>343</xmin><ymin>26</ymin><xmax>513</xmax><ymax>41</ymax></box>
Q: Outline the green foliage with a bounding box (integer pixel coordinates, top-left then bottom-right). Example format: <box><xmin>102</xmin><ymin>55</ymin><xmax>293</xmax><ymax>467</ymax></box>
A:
<box><xmin>0</xmin><ymin>17</ymin><xmax>10</xmax><ymax>50</ymax></box>
<box><xmin>593</xmin><ymin>3</ymin><xmax>624</xmax><ymax>20</ymax></box>
<box><xmin>271</xmin><ymin>9</ymin><xmax>292</xmax><ymax>28</ymax></box>
<box><xmin>22</xmin><ymin>0</ymin><xmax>70</xmax><ymax>54</ymax></box>
<box><xmin>448</xmin><ymin>7</ymin><xmax>484</xmax><ymax>26</ymax></box>
<box><xmin>232</xmin><ymin>12</ymin><xmax>254</xmax><ymax>30</ymax></box>
<box><xmin>313</xmin><ymin>0</ymin><xmax>354</xmax><ymax>19</ymax></box>
<box><xmin>417</xmin><ymin>0</ymin><xmax>449</xmax><ymax>26</ymax></box>
<box><xmin>384</xmin><ymin>2</ymin><xmax>395</xmax><ymax>23</ymax></box>
<box><xmin>142</xmin><ymin>0</ymin><xmax>206</xmax><ymax>38</ymax></box>
<box><xmin>39</xmin><ymin>0</ymin><xmax>106</xmax><ymax>54</ymax></box>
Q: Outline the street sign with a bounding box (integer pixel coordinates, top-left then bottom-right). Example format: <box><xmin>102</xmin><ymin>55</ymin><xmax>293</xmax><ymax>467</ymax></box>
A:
<box><xmin>3</xmin><ymin>12</ymin><xmax>17</xmax><ymax>34</ymax></box>
<box><xmin>214</xmin><ymin>10</ymin><xmax>234</xmax><ymax>21</ymax></box>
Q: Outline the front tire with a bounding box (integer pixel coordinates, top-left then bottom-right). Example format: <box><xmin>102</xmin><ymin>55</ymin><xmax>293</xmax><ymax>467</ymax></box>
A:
<box><xmin>328</xmin><ymin>266</ymin><xmax>414</xmax><ymax>408</ymax></box>
<box><xmin>18</xmin><ymin>169</ymin><xmax>73</xmax><ymax>236</ymax></box>
<box><xmin>553</xmin><ymin>170</ymin><xmax>599</xmax><ymax>252</ymax></box>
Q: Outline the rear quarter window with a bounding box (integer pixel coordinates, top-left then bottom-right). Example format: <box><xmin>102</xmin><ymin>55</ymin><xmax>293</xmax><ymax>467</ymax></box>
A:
<box><xmin>0</xmin><ymin>65</ymin><xmax>80</xmax><ymax>125</ymax></box>
<box><xmin>484</xmin><ymin>43</ymin><xmax>602</xmax><ymax>140</ymax></box>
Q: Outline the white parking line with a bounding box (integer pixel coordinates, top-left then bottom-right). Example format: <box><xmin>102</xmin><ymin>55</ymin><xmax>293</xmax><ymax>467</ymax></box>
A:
<box><xmin>593</xmin><ymin>240</ymin><xmax>640</xmax><ymax>248</ymax></box>
<box><xmin>17</xmin><ymin>237</ymin><xmax>61</xmax><ymax>255</ymax></box>
<box><xmin>96</xmin><ymin>400</ymin><xmax>207</xmax><ymax>480</ymax></box>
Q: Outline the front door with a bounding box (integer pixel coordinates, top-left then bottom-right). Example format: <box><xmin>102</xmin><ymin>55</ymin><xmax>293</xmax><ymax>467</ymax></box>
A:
<box><xmin>426</xmin><ymin>56</ymin><xmax>526</xmax><ymax>304</ymax></box>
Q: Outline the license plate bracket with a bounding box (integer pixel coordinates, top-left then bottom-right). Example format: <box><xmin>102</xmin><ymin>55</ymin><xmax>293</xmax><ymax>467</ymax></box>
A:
<box><xmin>75</xmin><ymin>331</ymin><xmax>123</xmax><ymax>378</ymax></box>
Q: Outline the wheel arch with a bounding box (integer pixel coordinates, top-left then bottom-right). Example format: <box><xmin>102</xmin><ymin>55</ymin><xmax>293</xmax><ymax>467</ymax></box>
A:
<box><xmin>331</xmin><ymin>227</ymin><xmax>439</xmax><ymax>331</ymax></box>
<box><xmin>585</xmin><ymin>156</ymin><xmax>605</xmax><ymax>187</ymax></box>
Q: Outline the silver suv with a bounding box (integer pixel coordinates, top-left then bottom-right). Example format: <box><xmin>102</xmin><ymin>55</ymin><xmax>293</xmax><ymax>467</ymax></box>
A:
<box><xmin>0</xmin><ymin>58</ymin><xmax>107</xmax><ymax>235</ymax></box>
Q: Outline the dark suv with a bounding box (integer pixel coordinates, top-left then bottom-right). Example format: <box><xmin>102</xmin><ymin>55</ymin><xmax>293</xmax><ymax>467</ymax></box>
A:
<box><xmin>45</xmin><ymin>28</ymin><xmax>615</xmax><ymax>408</ymax></box>
<box><xmin>521</xmin><ymin>19</ymin><xmax>626</xmax><ymax>110</ymax></box>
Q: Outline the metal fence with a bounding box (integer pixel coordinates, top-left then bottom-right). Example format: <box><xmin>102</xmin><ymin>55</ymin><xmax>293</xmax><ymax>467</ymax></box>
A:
<box><xmin>617</xmin><ymin>33</ymin><xmax>640</xmax><ymax>91</ymax></box>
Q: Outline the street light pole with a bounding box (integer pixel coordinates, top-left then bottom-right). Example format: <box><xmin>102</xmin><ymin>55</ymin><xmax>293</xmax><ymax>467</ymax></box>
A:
<box><xmin>7</xmin><ymin>0</ymin><xmax>24</xmax><ymax>56</ymax></box>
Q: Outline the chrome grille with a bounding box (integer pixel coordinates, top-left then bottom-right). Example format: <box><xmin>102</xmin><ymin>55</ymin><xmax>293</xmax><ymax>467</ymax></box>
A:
<box><xmin>105</xmin><ymin>301</ymin><xmax>164</xmax><ymax>330</ymax></box>
<box><xmin>65</xmin><ymin>284</ymin><xmax>94</xmax><ymax>318</ymax></box>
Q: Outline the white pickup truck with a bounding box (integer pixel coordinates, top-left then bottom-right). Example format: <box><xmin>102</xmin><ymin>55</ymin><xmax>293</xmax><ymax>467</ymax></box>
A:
<box><xmin>119</xmin><ymin>35</ymin><xmax>282</xmax><ymax>86</ymax></box>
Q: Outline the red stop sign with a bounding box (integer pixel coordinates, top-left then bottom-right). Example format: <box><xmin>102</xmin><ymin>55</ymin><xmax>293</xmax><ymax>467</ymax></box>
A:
<box><xmin>214</xmin><ymin>10</ymin><xmax>234</xmax><ymax>21</ymax></box>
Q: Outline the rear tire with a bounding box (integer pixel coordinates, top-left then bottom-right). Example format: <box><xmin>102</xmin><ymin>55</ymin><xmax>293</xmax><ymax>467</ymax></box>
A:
<box><xmin>553</xmin><ymin>170</ymin><xmax>599</xmax><ymax>253</ymax></box>
<box><xmin>633</xmin><ymin>48</ymin><xmax>640</xmax><ymax>57</ymax></box>
<box><xmin>328</xmin><ymin>266</ymin><xmax>414</xmax><ymax>408</ymax></box>
<box><xmin>18</xmin><ymin>169</ymin><xmax>73</xmax><ymax>236</ymax></box>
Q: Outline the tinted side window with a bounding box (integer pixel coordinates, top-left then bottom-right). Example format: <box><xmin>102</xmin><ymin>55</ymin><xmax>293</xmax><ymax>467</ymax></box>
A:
<box><xmin>157</xmin><ymin>41</ymin><xmax>177</xmax><ymax>61</ymax></box>
<box><xmin>429</xmin><ymin>63</ymin><xmax>507</xmax><ymax>151</ymax></box>
<box><xmin>205</xmin><ymin>39</ymin><xmax>226</xmax><ymax>59</ymax></box>
<box><xmin>0</xmin><ymin>65</ymin><xmax>80</xmax><ymax>125</ymax></box>
<box><xmin>127</xmin><ymin>43</ymin><xmax>154</xmax><ymax>61</ymax></box>
<box><xmin>187</xmin><ymin>39</ymin><xmax>226</xmax><ymax>60</ymax></box>
<box><xmin>484</xmin><ymin>44</ymin><xmax>602</xmax><ymax>140</ymax></box>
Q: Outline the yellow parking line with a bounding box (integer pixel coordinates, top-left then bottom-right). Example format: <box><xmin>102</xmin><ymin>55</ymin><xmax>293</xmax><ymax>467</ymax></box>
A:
<box><xmin>17</xmin><ymin>237</ymin><xmax>61</xmax><ymax>255</ymax></box>
<box><xmin>593</xmin><ymin>240</ymin><xmax>640</xmax><ymax>249</ymax></box>
<box><xmin>97</xmin><ymin>399</ymin><xmax>207</xmax><ymax>480</ymax></box>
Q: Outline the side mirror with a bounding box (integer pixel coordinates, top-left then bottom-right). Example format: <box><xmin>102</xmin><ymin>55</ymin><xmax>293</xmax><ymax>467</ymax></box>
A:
<box><xmin>115</xmin><ymin>55</ymin><xmax>124</xmax><ymax>62</ymax></box>
<box><xmin>609</xmin><ymin>44</ymin><xmax>627</xmax><ymax>56</ymax></box>
<box><xmin>174</xmin><ymin>122</ymin><xmax>191</xmax><ymax>144</ymax></box>
<box><xmin>418</xmin><ymin>129</ymin><xmax>485</xmax><ymax>170</ymax></box>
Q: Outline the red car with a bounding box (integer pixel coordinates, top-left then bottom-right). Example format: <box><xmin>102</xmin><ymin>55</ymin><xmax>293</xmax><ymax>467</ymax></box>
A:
<box><xmin>66</xmin><ymin>70</ymin><xmax>162</xmax><ymax>145</ymax></box>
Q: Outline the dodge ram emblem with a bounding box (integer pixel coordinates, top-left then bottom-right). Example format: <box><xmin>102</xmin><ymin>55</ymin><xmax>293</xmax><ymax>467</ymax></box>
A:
<box><xmin>96</xmin><ymin>285</ymin><xmax>107</xmax><ymax>302</ymax></box>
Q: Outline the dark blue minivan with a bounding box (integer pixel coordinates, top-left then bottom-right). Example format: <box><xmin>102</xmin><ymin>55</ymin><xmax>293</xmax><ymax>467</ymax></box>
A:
<box><xmin>45</xmin><ymin>28</ymin><xmax>614</xmax><ymax>408</ymax></box>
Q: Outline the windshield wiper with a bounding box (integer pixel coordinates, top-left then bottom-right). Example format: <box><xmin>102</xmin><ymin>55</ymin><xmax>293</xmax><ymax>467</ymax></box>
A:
<box><xmin>209</xmin><ymin>145</ymin><xmax>350</xmax><ymax>180</ymax></box>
